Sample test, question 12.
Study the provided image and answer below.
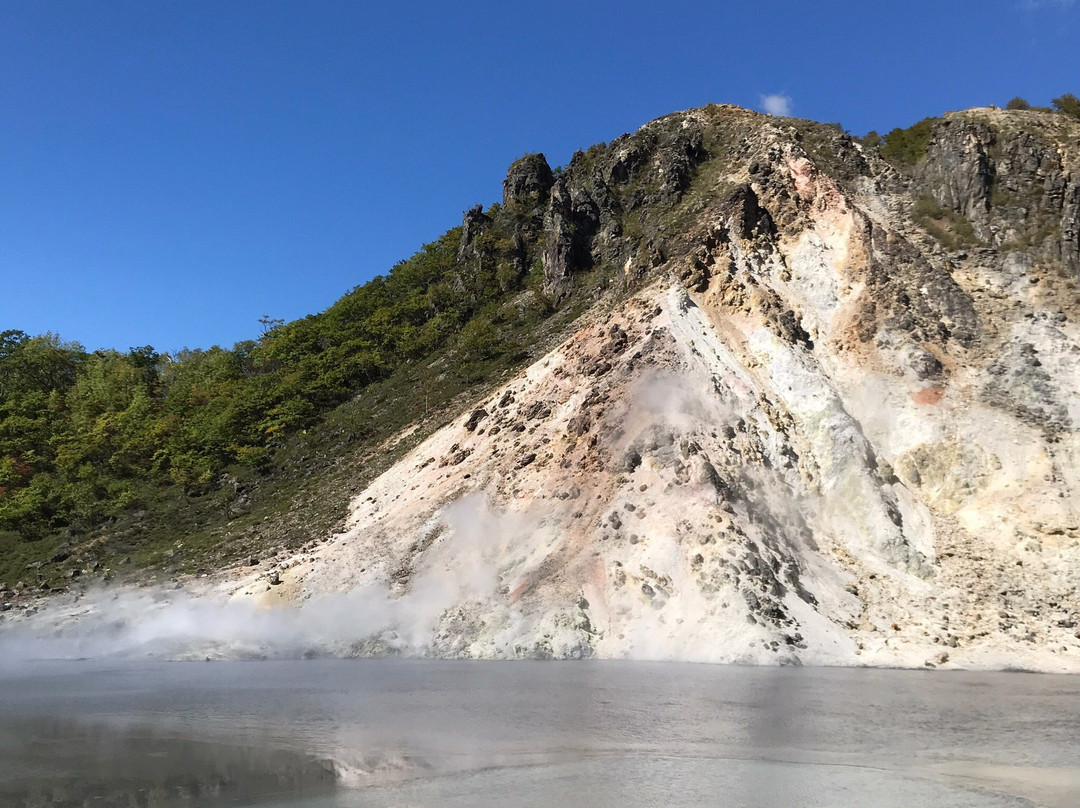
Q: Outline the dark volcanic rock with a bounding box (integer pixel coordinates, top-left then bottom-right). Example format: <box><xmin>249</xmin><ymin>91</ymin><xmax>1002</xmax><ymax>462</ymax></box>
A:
<box><xmin>918</xmin><ymin>118</ymin><xmax>996</xmax><ymax>222</ymax></box>
<box><xmin>464</xmin><ymin>408</ymin><xmax>489</xmax><ymax>432</ymax></box>
<box><xmin>542</xmin><ymin>177</ymin><xmax>597</xmax><ymax>302</ymax></box>
<box><xmin>919</xmin><ymin>114</ymin><xmax>1080</xmax><ymax>276</ymax></box>
<box><xmin>503</xmin><ymin>153</ymin><xmax>555</xmax><ymax>209</ymax></box>
<box><xmin>457</xmin><ymin>204</ymin><xmax>491</xmax><ymax>262</ymax></box>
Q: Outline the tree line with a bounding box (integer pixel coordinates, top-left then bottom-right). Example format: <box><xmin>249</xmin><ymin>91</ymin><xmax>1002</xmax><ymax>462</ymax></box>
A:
<box><xmin>1</xmin><ymin>206</ymin><xmax>543</xmax><ymax>546</ymax></box>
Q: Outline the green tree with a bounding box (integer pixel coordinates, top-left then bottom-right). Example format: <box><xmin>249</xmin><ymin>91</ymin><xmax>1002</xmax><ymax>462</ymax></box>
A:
<box><xmin>880</xmin><ymin>118</ymin><xmax>938</xmax><ymax>166</ymax></box>
<box><xmin>0</xmin><ymin>184</ymin><xmax>551</xmax><ymax>561</ymax></box>
<box><xmin>860</xmin><ymin>131</ymin><xmax>882</xmax><ymax>149</ymax></box>
<box><xmin>1052</xmin><ymin>93</ymin><xmax>1080</xmax><ymax>119</ymax></box>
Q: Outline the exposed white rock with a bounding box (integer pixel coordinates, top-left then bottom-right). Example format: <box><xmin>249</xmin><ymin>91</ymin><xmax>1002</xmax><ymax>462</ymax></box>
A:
<box><xmin>11</xmin><ymin>106</ymin><xmax>1080</xmax><ymax>671</ymax></box>
<box><xmin>204</xmin><ymin>271</ymin><xmax>1077</xmax><ymax>669</ymax></box>
<box><xmin>209</xmin><ymin>113</ymin><xmax>1080</xmax><ymax>670</ymax></box>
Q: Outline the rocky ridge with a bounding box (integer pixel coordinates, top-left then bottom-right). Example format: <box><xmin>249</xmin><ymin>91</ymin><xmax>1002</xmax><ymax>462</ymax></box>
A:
<box><xmin>11</xmin><ymin>105</ymin><xmax>1080</xmax><ymax>669</ymax></box>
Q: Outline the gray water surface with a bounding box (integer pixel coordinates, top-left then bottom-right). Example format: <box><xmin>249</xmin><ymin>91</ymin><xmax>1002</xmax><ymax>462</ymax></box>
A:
<box><xmin>0</xmin><ymin>660</ymin><xmax>1077</xmax><ymax>807</ymax></box>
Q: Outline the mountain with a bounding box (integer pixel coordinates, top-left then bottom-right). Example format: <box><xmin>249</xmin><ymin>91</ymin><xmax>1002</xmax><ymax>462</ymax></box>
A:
<box><xmin>5</xmin><ymin>103</ymin><xmax>1080</xmax><ymax>669</ymax></box>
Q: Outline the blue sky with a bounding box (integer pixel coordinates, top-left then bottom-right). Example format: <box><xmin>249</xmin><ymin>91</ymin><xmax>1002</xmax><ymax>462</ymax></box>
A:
<box><xmin>2</xmin><ymin>1</ymin><xmax>1077</xmax><ymax>352</ymax></box>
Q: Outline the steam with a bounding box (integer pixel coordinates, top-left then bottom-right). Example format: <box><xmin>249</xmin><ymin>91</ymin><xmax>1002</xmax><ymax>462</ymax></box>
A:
<box><xmin>625</xmin><ymin>371</ymin><xmax>817</xmax><ymax>547</ymax></box>
<box><xmin>617</xmin><ymin>372</ymin><xmax>738</xmax><ymax>450</ymax></box>
<box><xmin>1</xmin><ymin>586</ymin><xmax>405</xmax><ymax>662</ymax></box>
<box><xmin>0</xmin><ymin>494</ymin><xmax>525</xmax><ymax>663</ymax></box>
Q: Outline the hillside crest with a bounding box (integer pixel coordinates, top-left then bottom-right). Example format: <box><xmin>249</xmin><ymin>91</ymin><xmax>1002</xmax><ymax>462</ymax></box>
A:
<box><xmin>4</xmin><ymin>101</ymin><xmax>1080</xmax><ymax>669</ymax></box>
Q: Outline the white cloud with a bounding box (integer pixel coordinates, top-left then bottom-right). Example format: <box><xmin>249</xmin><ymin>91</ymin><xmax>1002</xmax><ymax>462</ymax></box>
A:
<box><xmin>760</xmin><ymin>93</ymin><xmax>792</xmax><ymax>117</ymax></box>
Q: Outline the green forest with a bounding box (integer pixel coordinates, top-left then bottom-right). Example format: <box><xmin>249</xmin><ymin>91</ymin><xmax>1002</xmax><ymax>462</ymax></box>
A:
<box><xmin>0</xmin><ymin>189</ymin><xmax>577</xmax><ymax>589</ymax></box>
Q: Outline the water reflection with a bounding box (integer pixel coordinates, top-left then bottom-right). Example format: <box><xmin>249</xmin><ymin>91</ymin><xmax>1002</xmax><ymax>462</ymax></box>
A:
<box><xmin>0</xmin><ymin>717</ymin><xmax>337</xmax><ymax>807</ymax></box>
<box><xmin>0</xmin><ymin>660</ymin><xmax>1077</xmax><ymax>807</ymax></box>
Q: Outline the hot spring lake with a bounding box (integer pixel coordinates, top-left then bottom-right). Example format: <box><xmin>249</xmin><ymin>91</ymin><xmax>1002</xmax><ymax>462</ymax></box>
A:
<box><xmin>0</xmin><ymin>660</ymin><xmax>1078</xmax><ymax>808</ymax></box>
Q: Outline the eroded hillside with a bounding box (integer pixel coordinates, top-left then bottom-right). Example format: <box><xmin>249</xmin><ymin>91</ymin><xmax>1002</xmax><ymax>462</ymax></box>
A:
<box><xmin>8</xmin><ymin>104</ymin><xmax>1080</xmax><ymax>669</ymax></box>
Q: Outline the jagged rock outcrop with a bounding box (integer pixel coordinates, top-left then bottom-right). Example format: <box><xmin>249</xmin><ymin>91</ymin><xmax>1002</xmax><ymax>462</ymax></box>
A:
<box><xmin>919</xmin><ymin>118</ymin><xmax>997</xmax><ymax>222</ymax></box>
<box><xmin>502</xmin><ymin>153</ymin><xmax>554</xmax><ymax>210</ymax></box>
<box><xmin>919</xmin><ymin>111</ymin><xmax>1080</xmax><ymax>275</ymax></box>
<box><xmin>541</xmin><ymin>176</ymin><xmax>594</xmax><ymax>302</ymax></box>
<box><xmin>538</xmin><ymin>114</ymin><xmax>714</xmax><ymax>301</ymax></box>
<box><xmin>456</xmin><ymin>203</ymin><xmax>490</xmax><ymax>262</ymax></box>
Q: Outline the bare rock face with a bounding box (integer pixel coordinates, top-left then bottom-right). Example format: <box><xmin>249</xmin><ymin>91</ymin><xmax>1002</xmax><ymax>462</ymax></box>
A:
<box><xmin>168</xmin><ymin>106</ymin><xmax>1080</xmax><ymax>669</ymax></box>
<box><xmin>536</xmin><ymin>114</ymin><xmax>718</xmax><ymax>302</ymax></box>
<box><xmin>919</xmin><ymin>110</ymin><xmax>1080</xmax><ymax>276</ymax></box>
<box><xmin>918</xmin><ymin>118</ymin><xmax>997</xmax><ymax>222</ymax></box>
<box><xmin>456</xmin><ymin>203</ymin><xmax>490</xmax><ymax>262</ymax></box>
<box><xmin>541</xmin><ymin>177</ymin><xmax>598</xmax><ymax>302</ymax></box>
<box><xmin>502</xmin><ymin>153</ymin><xmax>554</xmax><ymax>210</ymax></box>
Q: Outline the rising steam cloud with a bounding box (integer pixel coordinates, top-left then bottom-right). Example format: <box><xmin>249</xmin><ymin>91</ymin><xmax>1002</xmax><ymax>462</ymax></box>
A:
<box><xmin>0</xmin><ymin>494</ymin><xmax>527</xmax><ymax>663</ymax></box>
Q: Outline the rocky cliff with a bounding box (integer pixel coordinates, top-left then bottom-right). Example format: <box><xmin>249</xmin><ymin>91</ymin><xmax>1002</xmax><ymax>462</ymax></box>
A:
<box><xmin>13</xmin><ymin>105</ymin><xmax>1080</xmax><ymax>670</ymax></box>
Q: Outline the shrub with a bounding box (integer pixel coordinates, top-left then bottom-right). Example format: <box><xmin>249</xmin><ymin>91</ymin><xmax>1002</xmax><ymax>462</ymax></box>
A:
<box><xmin>1052</xmin><ymin>93</ymin><xmax>1080</xmax><ymax>120</ymax></box>
<box><xmin>860</xmin><ymin>131</ymin><xmax>882</xmax><ymax>149</ymax></box>
<box><xmin>1006</xmin><ymin>97</ymin><xmax>1031</xmax><ymax>111</ymax></box>
<box><xmin>880</xmin><ymin>118</ymin><xmax>938</xmax><ymax>166</ymax></box>
<box><xmin>456</xmin><ymin>317</ymin><xmax>501</xmax><ymax>363</ymax></box>
<box><xmin>912</xmin><ymin>195</ymin><xmax>978</xmax><ymax>250</ymax></box>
